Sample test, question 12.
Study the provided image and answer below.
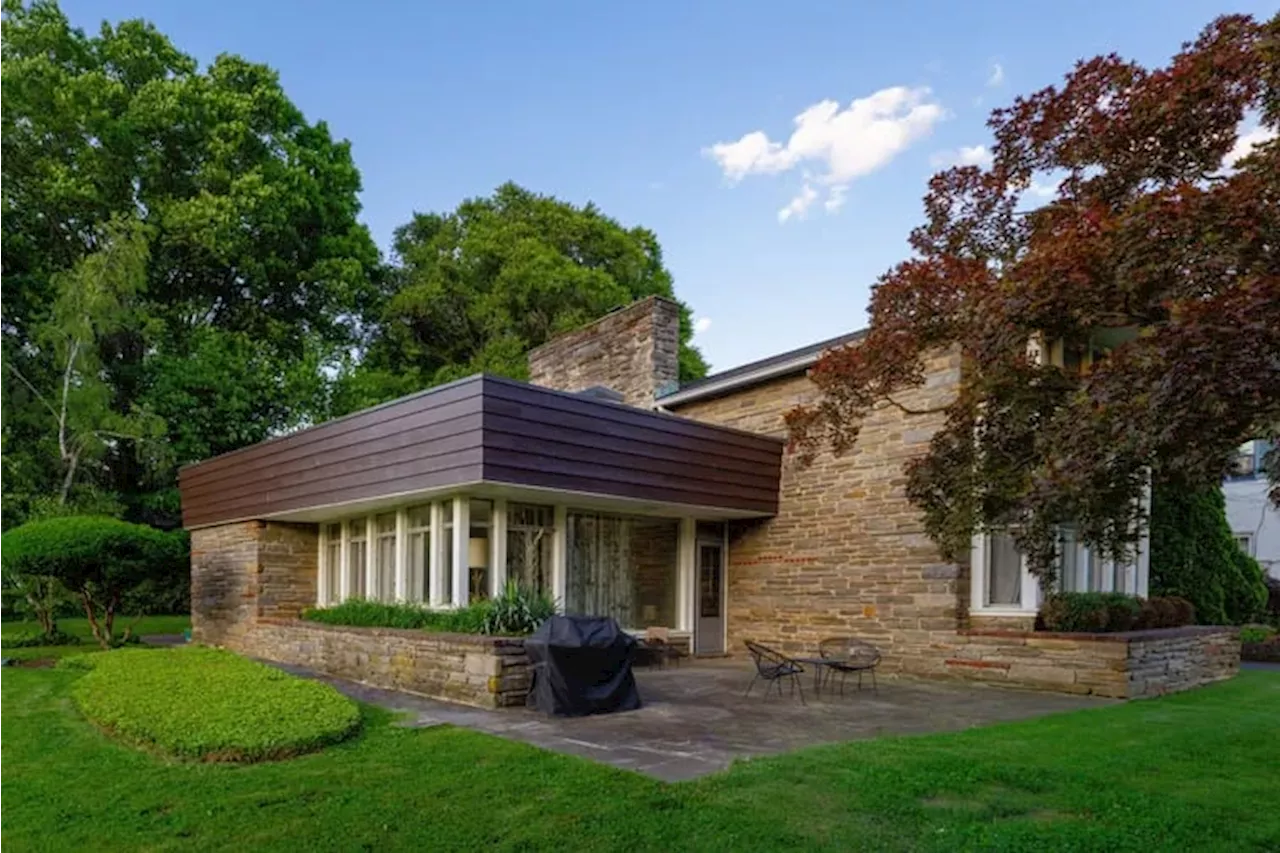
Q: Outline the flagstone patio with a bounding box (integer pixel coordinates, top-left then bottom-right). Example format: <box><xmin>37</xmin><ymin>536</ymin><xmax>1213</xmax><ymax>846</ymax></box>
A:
<box><xmin>277</xmin><ymin>659</ymin><xmax>1110</xmax><ymax>781</ymax></box>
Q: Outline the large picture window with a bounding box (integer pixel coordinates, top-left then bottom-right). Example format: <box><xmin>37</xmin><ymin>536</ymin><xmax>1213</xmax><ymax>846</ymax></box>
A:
<box><xmin>566</xmin><ymin>512</ymin><xmax>677</xmax><ymax>628</ymax></box>
<box><xmin>985</xmin><ymin>531</ymin><xmax>1022</xmax><ymax>606</ymax></box>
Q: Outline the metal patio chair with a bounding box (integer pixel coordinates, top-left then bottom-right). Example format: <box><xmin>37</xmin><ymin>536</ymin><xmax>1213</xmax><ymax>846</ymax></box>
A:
<box><xmin>744</xmin><ymin>640</ymin><xmax>807</xmax><ymax>704</ymax></box>
<box><xmin>818</xmin><ymin>637</ymin><xmax>881</xmax><ymax>695</ymax></box>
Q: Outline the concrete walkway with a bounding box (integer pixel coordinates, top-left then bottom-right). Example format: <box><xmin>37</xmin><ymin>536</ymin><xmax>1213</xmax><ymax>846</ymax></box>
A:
<box><xmin>276</xmin><ymin>659</ymin><xmax>1110</xmax><ymax>781</ymax></box>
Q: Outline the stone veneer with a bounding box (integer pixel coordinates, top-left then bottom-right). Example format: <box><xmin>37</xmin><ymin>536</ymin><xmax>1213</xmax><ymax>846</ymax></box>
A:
<box><xmin>246</xmin><ymin>620</ymin><xmax>531</xmax><ymax>708</ymax></box>
<box><xmin>668</xmin><ymin>349</ymin><xmax>966</xmax><ymax>674</ymax></box>
<box><xmin>191</xmin><ymin>520</ymin><xmax>318</xmax><ymax>647</ymax></box>
<box><xmin>939</xmin><ymin>626</ymin><xmax>1240</xmax><ymax>698</ymax></box>
<box><xmin>527</xmin><ymin>295</ymin><xmax>680</xmax><ymax>408</ymax></box>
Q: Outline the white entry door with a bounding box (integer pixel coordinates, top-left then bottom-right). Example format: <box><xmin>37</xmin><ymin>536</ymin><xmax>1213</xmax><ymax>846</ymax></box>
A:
<box><xmin>695</xmin><ymin>540</ymin><xmax>725</xmax><ymax>655</ymax></box>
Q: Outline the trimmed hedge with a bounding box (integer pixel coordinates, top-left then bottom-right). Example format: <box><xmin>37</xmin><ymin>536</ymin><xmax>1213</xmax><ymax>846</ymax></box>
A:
<box><xmin>302</xmin><ymin>599</ymin><xmax>491</xmax><ymax>634</ymax></box>
<box><xmin>1039</xmin><ymin>592</ymin><xmax>1196</xmax><ymax>633</ymax></box>
<box><xmin>68</xmin><ymin>646</ymin><xmax>360</xmax><ymax>762</ymax></box>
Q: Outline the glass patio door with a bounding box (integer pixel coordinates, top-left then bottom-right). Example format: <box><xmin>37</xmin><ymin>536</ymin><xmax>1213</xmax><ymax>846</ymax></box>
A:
<box><xmin>695</xmin><ymin>541</ymin><xmax>725</xmax><ymax>655</ymax></box>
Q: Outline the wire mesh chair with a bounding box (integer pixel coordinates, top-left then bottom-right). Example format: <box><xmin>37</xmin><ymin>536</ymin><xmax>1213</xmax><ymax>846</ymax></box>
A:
<box><xmin>818</xmin><ymin>637</ymin><xmax>881</xmax><ymax>695</ymax></box>
<box><xmin>744</xmin><ymin>640</ymin><xmax>807</xmax><ymax>704</ymax></box>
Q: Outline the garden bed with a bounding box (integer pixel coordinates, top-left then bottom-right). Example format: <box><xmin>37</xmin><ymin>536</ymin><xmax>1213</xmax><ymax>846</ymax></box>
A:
<box><xmin>946</xmin><ymin>626</ymin><xmax>1240</xmax><ymax>698</ymax></box>
<box><xmin>65</xmin><ymin>646</ymin><xmax>360</xmax><ymax>761</ymax></box>
<box><xmin>240</xmin><ymin>619</ymin><xmax>532</xmax><ymax>708</ymax></box>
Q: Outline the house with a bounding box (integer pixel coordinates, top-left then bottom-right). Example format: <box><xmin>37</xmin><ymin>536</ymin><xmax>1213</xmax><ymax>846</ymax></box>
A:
<box><xmin>1224</xmin><ymin>440</ymin><xmax>1279</xmax><ymax>580</ymax></box>
<box><xmin>182</xmin><ymin>296</ymin><xmax>1235</xmax><ymax>702</ymax></box>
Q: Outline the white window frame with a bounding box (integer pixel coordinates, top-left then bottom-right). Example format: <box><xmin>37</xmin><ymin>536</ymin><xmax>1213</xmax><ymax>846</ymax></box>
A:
<box><xmin>1234</xmin><ymin>532</ymin><xmax>1255</xmax><ymax>557</ymax></box>
<box><xmin>314</xmin><ymin>494</ymin><xmax>582</xmax><ymax>613</ymax></box>
<box><xmin>970</xmin><ymin>526</ymin><xmax>1149</xmax><ymax>618</ymax></box>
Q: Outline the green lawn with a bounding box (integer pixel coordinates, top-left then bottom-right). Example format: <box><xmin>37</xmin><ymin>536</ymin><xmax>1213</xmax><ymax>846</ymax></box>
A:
<box><xmin>2</xmin><ymin>649</ymin><xmax>1276</xmax><ymax>853</ymax></box>
<box><xmin>1</xmin><ymin>615</ymin><xmax>190</xmax><ymax>659</ymax></box>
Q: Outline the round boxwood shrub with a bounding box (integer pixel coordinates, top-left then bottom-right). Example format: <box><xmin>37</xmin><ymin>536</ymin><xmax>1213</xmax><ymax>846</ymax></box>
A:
<box><xmin>69</xmin><ymin>646</ymin><xmax>360</xmax><ymax>761</ymax></box>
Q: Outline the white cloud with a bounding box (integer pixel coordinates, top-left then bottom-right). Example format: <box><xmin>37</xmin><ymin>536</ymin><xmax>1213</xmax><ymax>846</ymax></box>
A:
<box><xmin>1026</xmin><ymin>177</ymin><xmax>1061</xmax><ymax>199</ymax></box>
<box><xmin>930</xmin><ymin>144</ymin><xmax>993</xmax><ymax>169</ymax></box>
<box><xmin>777</xmin><ymin>183</ymin><xmax>818</xmax><ymax>223</ymax></box>
<box><xmin>987</xmin><ymin>62</ymin><xmax>1005</xmax><ymax>87</ymax></box>
<box><xmin>693</xmin><ymin>317</ymin><xmax>712</xmax><ymax>335</ymax></box>
<box><xmin>824</xmin><ymin>184</ymin><xmax>848</xmax><ymax>213</ymax></box>
<box><xmin>1224</xmin><ymin>124</ymin><xmax>1276</xmax><ymax>169</ymax></box>
<box><xmin>706</xmin><ymin>86</ymin><xmax>946</xmax><ymax>220</ymax></box>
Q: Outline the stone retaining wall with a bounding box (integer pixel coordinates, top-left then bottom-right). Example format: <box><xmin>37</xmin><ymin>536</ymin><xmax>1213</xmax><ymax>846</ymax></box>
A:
<box><xmin>242</xmin><ymin>620</ymin><xmax>531</xmax><ymax>709</ymax></box>
<box><xmin>941</xmin><ymin>626</ymin><xmax>1239</xmax><ymax>699</ymax></box>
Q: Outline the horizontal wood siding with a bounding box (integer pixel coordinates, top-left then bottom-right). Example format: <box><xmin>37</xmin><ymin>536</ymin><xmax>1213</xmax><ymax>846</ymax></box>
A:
<box><xmin>479</xmin><ymin>378</ymin><xmax>781</xmax><ymax>513</ymax></box>
<box><xmin>180</xmin><ymin>377</ymin><xmax>486</xmax><ymax>527</ymax></box>
<box><xmin>180</xmin><ymin>375</ymin><xmax>783</xmax><ymax>527</ymax></box>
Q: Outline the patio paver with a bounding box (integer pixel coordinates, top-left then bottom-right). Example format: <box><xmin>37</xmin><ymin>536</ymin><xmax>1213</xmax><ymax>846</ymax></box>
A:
<box><xmin>275</xmin><ymin>659</ymin><xmax>1111</xmax><ymax>781</ymax></box>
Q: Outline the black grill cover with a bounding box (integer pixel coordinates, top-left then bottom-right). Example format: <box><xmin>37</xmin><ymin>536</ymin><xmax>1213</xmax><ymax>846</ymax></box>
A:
<box><xmin>524</xmin><ymin>615</ymin><xmax>641</xmax><ymax>716</ymax></box>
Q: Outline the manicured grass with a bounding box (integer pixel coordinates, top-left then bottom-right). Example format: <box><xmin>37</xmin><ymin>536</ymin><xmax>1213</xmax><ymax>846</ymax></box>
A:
<box><xmin>3</xmin><ymin>663</ymin><xmax>1277</xmax><ymax>852</ymax></box>
<box><xmin>1</xmin><ymin>614</ymin><xmax>191</xmax><ymax>644</ymax></box>
<box><xmin>67</xmin><ymin>646</ymin><xmax>361</xmax><ymax>762</ymax></box>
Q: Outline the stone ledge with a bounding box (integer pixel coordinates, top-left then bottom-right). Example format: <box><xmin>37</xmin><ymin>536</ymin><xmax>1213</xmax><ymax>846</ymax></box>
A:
<box><xmin>958</xmin><ymin>625</ymin><xmax>1239</xmax><ymax>643</ymax></box>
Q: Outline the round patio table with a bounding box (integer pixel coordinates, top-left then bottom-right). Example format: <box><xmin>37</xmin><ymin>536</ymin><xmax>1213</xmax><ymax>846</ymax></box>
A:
<box><xmin>793</xmin><ymin>656</ymin><xmax>842</xmax><ymax>697</ymax></box>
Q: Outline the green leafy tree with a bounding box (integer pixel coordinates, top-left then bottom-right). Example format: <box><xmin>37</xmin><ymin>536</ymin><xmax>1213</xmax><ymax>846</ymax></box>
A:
<box><xmin>1</xmin><ymin>1</ymin><xmax>379</xmax><ymax>526</ymax></box>
<box><xmin>338</xmin><ymin>183</ymin><xmax>707</xmax><ymax>413</ymax></box>
<box><xmin>1149</xmin><ymin>484</ymin><xmax>1268</xmax><ymax>625</ymax></box>
<box><xmin>5</xmin><ymin>216</ymin><xmax>167</xmax><ymax>507</ymax></box>
<box><xmin>1</xmin><ymin>516</ymin><xmax>184</xmax><ymax>647</ymax></box>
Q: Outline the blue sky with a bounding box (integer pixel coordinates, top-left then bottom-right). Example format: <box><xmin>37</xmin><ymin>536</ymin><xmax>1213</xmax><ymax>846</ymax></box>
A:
<box><xmin>63</xmin><ymin>0</ymin><xmax>1276</xmax><ymax>373</ymax></box>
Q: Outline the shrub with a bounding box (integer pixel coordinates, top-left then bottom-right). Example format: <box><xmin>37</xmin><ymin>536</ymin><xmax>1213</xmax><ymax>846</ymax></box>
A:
<box><xmin>302</xmin><ymin>599</ymin><xmax>492</xmax><ymax>634</ymax></box>
<box><xmin>1136</xmin><ymin>596</ymin><xmax>1197</xmax><ymax>630</ymax></box>
<box><xmin>481</xmin><ymin>581</ymin><xmax>558</xmax><ymax>636</ymax></box>
<box><xmin>1262</xmin><ymin>576</ymin><xmax>1280</xmax><ymax>628</ymax></box>
<box><xmin>69</xmin><ymin>646</ymin><xmax>360</xmax><ymax>762</ymax></box>
<box><xmin>1149</xmin><ymin>483</ymin><xmax>1268</xmax><ymax>624</ymax></box>
<box><xmin>1040</xmin><ymin>592</ymin><xmax>1143</xmax><ymax>633</ymax></box>
<box><xmin>1240</xmin><ymin>625</ymin><xmax>1277</xmax><ymax>644</ymax></box>
<box><xmin>1</xmin><ymin>517</ymin><xmax>183</xmax><ymax>647</ymax></box>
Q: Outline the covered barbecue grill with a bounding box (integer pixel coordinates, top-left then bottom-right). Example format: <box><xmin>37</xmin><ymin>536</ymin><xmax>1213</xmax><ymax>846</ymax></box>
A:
<box><xmin>525</xmin><ymin>615</ymin><xmax>641</xmax><ymax>716</ymax></box>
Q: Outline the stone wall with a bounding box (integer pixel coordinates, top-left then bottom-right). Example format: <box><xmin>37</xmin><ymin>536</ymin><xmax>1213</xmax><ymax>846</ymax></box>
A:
<box><xmin>527</xmin><ymin>295</ymin><xmax>680</xmax><ymax>408</ymax></box>
<box><xmin>191</xmin><ymin>520</ymin><xmax>318</xmax><ymax>646</ymax></box>
<box><xmin>670</xmin><ymin>348</ymin><xmax>965</xmax><ymax>672</ymax></box>
<box><xmin>938</xmin><ymin>626</ymin><xmax>1240</xmax><ymax>698</ymax></box>
<box><xmin>245</xmin><ymin>620</ymin><xmax>532</xmax><ymax>709</ymax></box>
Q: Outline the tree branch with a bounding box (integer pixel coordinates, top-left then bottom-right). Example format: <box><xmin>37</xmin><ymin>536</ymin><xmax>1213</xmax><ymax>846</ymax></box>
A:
<box><xmin>884</xmin><ymin>394</ymin><xmax>951</xmax><ymax>417</ymax></box>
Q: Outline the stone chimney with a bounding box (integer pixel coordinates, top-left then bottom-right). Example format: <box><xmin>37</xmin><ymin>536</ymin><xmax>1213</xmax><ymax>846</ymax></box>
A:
<box><xmin>527</xmin><ymin>295</ymin><xmax>680</xmax><ymax>408</ymax></box>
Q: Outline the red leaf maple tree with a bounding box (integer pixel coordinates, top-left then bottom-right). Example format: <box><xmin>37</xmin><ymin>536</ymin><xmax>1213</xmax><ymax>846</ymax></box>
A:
<box><xmin>786</xmin><ymin>14</ymin><xmax>1280</xmax><ymax>583</ymax></box>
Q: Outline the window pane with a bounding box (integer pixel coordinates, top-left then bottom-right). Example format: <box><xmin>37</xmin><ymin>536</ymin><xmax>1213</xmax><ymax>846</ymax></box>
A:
<box><xmin>441</xmin><ymin>500</ymin><xmax>454</xmax><ymax>524</ymax></box>
<box><xmin>408</xmin><ymin>530</ymin><xmax>429</xmax><ymax>601</ymax></box>
<box><xmin>376</xmin><ymin>512</ymin><xmax>396</xmax><ymax>535</ymax></box>
<box><xmin>469</xmin><ymin>499</ymin><xmax>491</xmax><ymax>527</ymax></box>
<box><xmin>406</xmin><ymin>504</ymin><xmax>431</xmax><ymax>530</ymax></box>
<box><xmin>507</xmin><ymin>503</ymin><xmax>554</xmax><ymax>595</ymax></box>
<box><xmin>324</xmin><ymin>539</ymin><xmax>341</xmax><ymax>604</ymax></box>
<box><xmin>1059</xmin><ymin>527</ymin><xmax>1080</xmax><ymax>592</ymax></box>
<box><xmin>348</xmin><ymin>538</ymin><xmax>367</xmax><ymax>598</ymax></box>
<box><xmin>441</xmin><ymin>534</ymin><xmax>453</xmax><ymax>603</ymax></box>
<box><xmin>566</xmin><ymin>513</ymin><xmax>677</xmax><ymax>628</ymax></box>
<box><xmin>348</xmin><ymin>518</ymin><xmax>366</xmax><ymax>539</ymax></box>
<box><xmin>986</xmin><ymin>532</ymin><xmax>1021</xmax><ymax>606</ymax></box>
